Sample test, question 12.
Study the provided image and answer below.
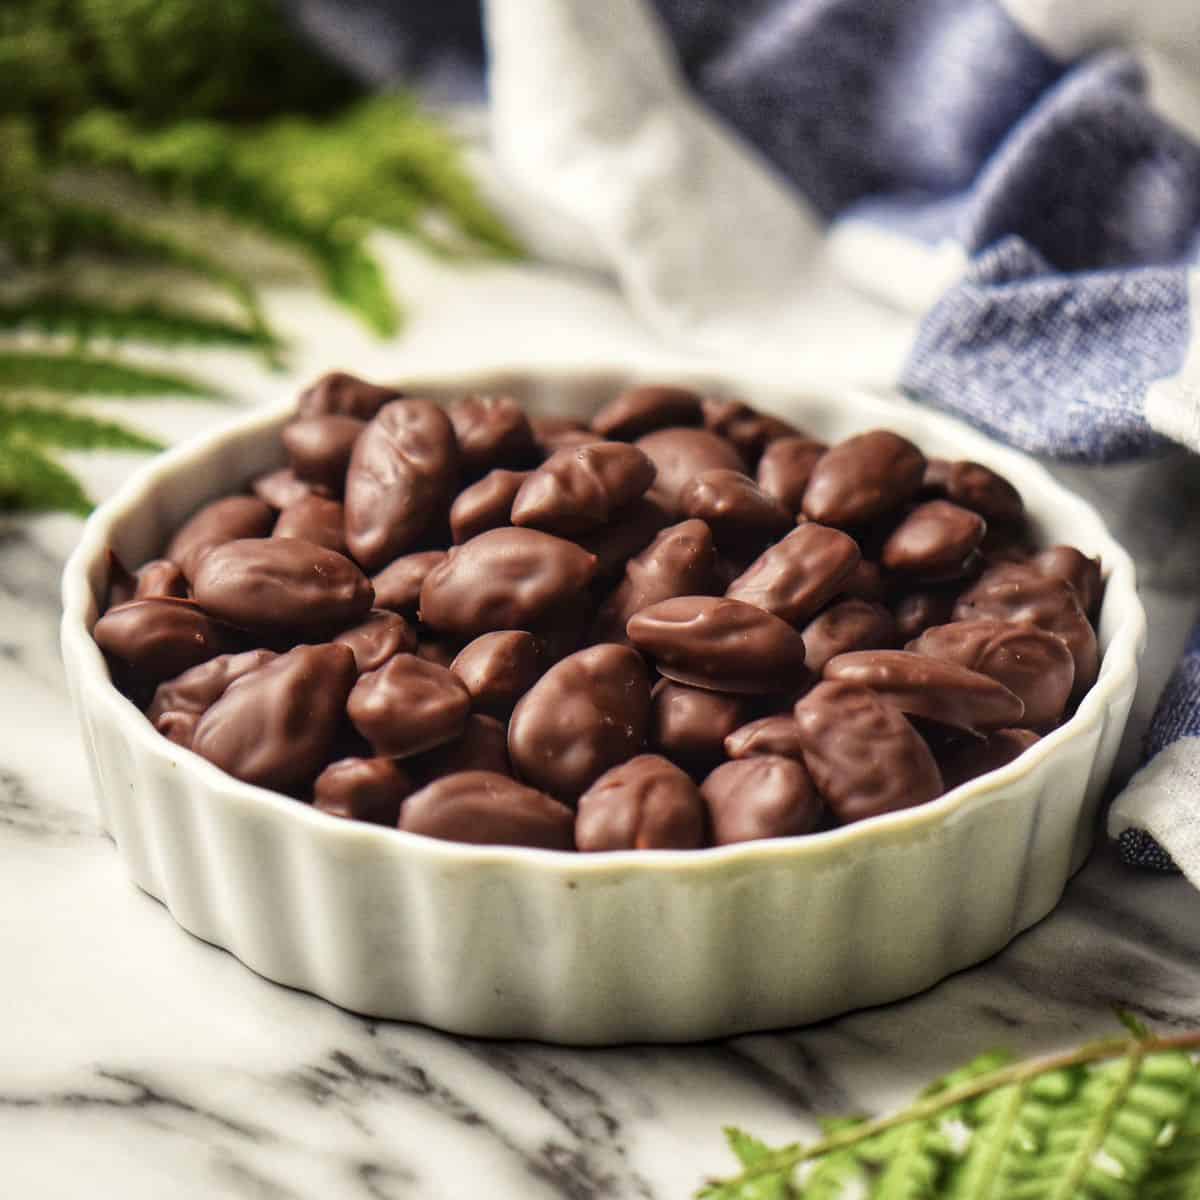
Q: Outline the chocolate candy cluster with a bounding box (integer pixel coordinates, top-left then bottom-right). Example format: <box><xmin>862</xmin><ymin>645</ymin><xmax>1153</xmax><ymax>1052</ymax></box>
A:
<box><xmin>96</xmin><ymin>373</ymin><xmax>1104</xmax><ymax>852</ymax></box>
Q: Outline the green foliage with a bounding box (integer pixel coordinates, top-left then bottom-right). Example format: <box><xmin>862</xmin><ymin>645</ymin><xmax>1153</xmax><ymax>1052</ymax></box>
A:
<box><xmin>0</xmin><ymin>294</ymin><xmax>277</xmax><ymax>352</ymax></box>
<box><xmin>0</xmin><ymin>351</ymin><xmax>212</xmax><ymax>398</ymax></box>
<box><xmin>700</xmin><ymin>1027</ymin><xmax>1200</xmax><ymax>1200</ymax></box>
<box><xmin>61</xmin><ymin>95</ymin><xmax>522</xmax><ymax>332</ymax></box>
<box><xmin>0</xmin><ymin>400</ymin><xmax>162</xmax><ymax>452</ymax></box>
<box><xmin>0</xmin><ymin>440</ymin><xmax>93</xmax><ymax>516</ymax></box>
<box><xmin>0</xmin><ymin>0</ymin><xmax>521</xmax><ymax>516</ymax></box>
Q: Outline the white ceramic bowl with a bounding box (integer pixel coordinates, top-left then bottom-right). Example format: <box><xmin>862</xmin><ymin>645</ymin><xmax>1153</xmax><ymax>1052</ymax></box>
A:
<box><xmin>61</xmin><ymin>366</ymin><xmax>1145</xmax><ymax>1044</ymax></box>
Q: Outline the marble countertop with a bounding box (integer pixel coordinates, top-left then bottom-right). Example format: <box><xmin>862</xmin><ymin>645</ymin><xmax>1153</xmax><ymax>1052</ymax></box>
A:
<box><xmin>4</xmin><ymin>240</ymin><xmax>1200</xmax><ymax>1200</ymax></box>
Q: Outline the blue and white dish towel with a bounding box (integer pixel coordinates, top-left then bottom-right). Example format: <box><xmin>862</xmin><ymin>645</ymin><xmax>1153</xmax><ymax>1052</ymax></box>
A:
<box><xmin>292</xmin><ymin>0</ymin><xmax>1200</xmax><ymax>877</ymax></box>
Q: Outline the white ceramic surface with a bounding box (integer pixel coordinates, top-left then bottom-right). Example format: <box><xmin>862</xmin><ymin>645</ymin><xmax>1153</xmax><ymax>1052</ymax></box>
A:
<box><xmin>60</xmin><ymin>367</ymin><xmax>1145</xmax><ymax>1044</ymax></box>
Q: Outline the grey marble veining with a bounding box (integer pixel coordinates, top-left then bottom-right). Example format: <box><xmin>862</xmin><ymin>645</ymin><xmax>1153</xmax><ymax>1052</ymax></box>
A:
<box><xmin>4</xmin><ymin>242</ymin><xmax>1200</xmax><ymax>1199</ymax></box>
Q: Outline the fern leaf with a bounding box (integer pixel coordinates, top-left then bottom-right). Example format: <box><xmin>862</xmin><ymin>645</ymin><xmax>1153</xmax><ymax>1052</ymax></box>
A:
<box><xmin>62</xmin><ymin>108</ymin><xmax>399</xmax><ymax>334</ymax></box>
<box><xmin>0</xmin><ymin>439</ymin><xmax>92</xmax><ymax>516</ymax></box>
<box><xmin>311</xmin><ymin>237</ymin><xmax>400</xmax><ymax>336</ymax></box>
<box><xmin>360</xmin><ymin>98</ymin><xmax>524</xmax><ymax>258</ymax></box>
<box><xmin>0</xmin><ymin>294</ymin><xmax>277</xmax><ymax>352</ymax></box>
<box><xmin>799</xmin><ymin>1120</ymin><xmax>870</xmax><ymax>1200</ymax></box>
<box><xmin>994</xmin><ymin>1050</ymin><xmax>1194</xmax><ymax>1199</ymax></box>
<box><xmin>857</xmin><ymin>1056</ymin><xmax>1005</xmax><ymax>1200</ymax></box>
<box><xmin>0</xmin><ymin>351</ymin><xmax>215</xmax><ymax>398</ymax></box>
<box><xmin>42</xmin><ymin>204</ymin><xmax>272</xmax><ymax>348</ymax></box>
<box><xmin>1142</xmin><ymin>1067</ymin><xmax>1200</xmax><ymax>1199</ymax></box>
<box><xmin>0</xmin><ymin>401</ymin><xmax>162</xmax><ymax>452</ymax></box>
<box><xmin>943</xmin><ymin>1069</ymin><xmax>1080</xmax><ymax>1199</ymax></box>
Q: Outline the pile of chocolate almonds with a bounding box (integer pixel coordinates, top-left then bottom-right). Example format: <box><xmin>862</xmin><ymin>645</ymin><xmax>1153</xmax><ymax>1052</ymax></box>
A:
<box><xmin>95</xmin><ymin>373</ymin><xmax>1103</xmax><ymax>852</ymax></box>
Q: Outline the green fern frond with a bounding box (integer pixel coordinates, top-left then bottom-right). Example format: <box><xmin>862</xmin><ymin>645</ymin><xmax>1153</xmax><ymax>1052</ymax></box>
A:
<box><xmin>698</xmin><ymin>1130</ymin><xmax>795</xmax><ymax>1199</ymax></box>
<box><xmin>0</xmin><ymin>350</ymin><xmax>215</xmax><ymax>397</ymax></box>
<box><xmin>996</xmin><ymin>1050</ymin><xmax>1195</xmax><ymax>1200</ymax></box>
<box><xmin>0</xmin><ymin>400</ymin><xmax>162</xmax><ymax>451</ymax></box>
<box><xmin>701</xmin><ymin>1030</ymin><xmax>1200</xmax><ymax>1200</ymax></box>
<box><xmin>0</xmin><ymin>439</ymin><xmax>92</xmax><ymax>516</ymax></box>
<box><xmin>0</xmin><ymin>294</ymin><xmax>277</xmax><ymax>352</ymax></box>
<box><xmin>1142</xmin><ymin>1067</ymin><xmax>1200</xmax><ymax>1199</ymax></box>
<box><xmin>63</xmin><ymin>108</ymin><xmax>401</xmax><ymax>333</ymax></box>
<box><xmin>40</xmin><ymin>204</ymin><xmax>272</xmax><ymax>345</ymax></box>
<box><xmin>61</xmin><ymin>99</ymin><xmax>521</xmax><ymax>332</ymax></box>
<box><xmin>345</xmin><ymin>95</ymin><xmax>524</xmax><ymax>258</ymax></box>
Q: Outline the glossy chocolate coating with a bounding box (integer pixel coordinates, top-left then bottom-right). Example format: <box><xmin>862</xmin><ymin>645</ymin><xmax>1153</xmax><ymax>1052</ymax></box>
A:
<box><xmin>511</xmin><ymin>442</ymin><xmax>656</xmax><ymax>536</ymax></box>
<box><xmin>297</xmin><ymin>371</ymin><xmax>400</xmax><ymax>421</ymax></box>
<box><xmin>531</xmin><ymin>595</ymin><xmax>593</xmax><ymax>664</ymax></box>
<box><xmin>954</xmin><ymin>562</ymin><xmax>1099</xmax><ymax>699</ymax></box>
<box><xmin>881</xmin><ymin>500</ymin><xmax>986</xmax><ymax>580</ymax></box>
<box><xmin>591</xmin><ymin>384</ymin><xmax>703</xmax><ymax>440</ymax></box>
<box><xmin>756</xmin><ymin>436</ymin><xmax>828</xmax><ymax>514</ymax></box>
<box><xmin>447</xmin><ymin>393</ymin><xmax>536</xmax><ymax>475</ymax></box>
<box><xmin>626</xmin><ymin>596</ymin><xmax>809</xmax><ymax>694</ymax></box>
<box><xmin>801</xmin><ymin>599</ymin><xmax>896</xmax><ymax>672</ymax></box>
<box><xmin>94</xmin><ymin>598</ymin><xmax>241</xmax><ymax>686</ymax></box>
<box><xmin>450</xmin><ymin>630</ymin><xmax>544</xmax><ymax>719</ymax></box>
<box><xmin>724</xmin><ymin>714</ymin><xmax>807</xmax><ymax>761</ymax></box>
<box><xmin>839</xmin><ymin>558</ymin><xmax>886</xmax><ymax>602</ymax></box>
<box><xmin>824</xmin><ymin>649</ymin><xmax>1025</xmax><ymax>731</ymax></box>
<box><xmin>700</xmin><ymin>396</ymin><xmax>797</xmax><ymax>464</ymax></box>
<box><xmin>939</xmin><ymin>728</ymin><xmax>1040</xmax><ymax>791</ymax></box>
<box><xmin>191</xmin><ymin>643</ymin><xmax>357</xmax><ymax>794</ymax></box>
<box><xmin>281</xmin><ymin>414</ymin><xmax>364</xmax><ymax>492</ymax></box>
<box><xmin>700</xmin><ymin>756</ymin><xmax>821</xmax><ymax>845</ymax></box>
<box><xmin>419</xmin><ymin>527</ymin><xmax>597</xmax><ymax>638</ymax></box>
<box><xmin>147</xmin><ymin>649</ymin><xmax>277</xmax><ymax>747</ymax></box>
<box><xmin>333</xmin><ymin>610</ymin><xmax>417</xmax><ymax>673</ymax></box>
<box><xmin>891</xmin><ymin>587</ymin><xmax>958</xmax><ymax>641</ymax></box>
<box><xmin>508</xmin><ymin>644</ymin><xmax>651</xmax><ymax>800</ymax></box>
<box><xmin>924</xmin><ymin>458</ymin><xmax>1023</xmax><ymax>524</ymax></box>
<box><xmin>530</xmin><ymin>415</ymin><xmax>598</xmax><ymax>455</ymax></box>
<box><xmin>576</xmin><ymin>754</ymin><xmax>706</xmax><ymax>851</ymax></box>
<box><xmin>371</xmin><ymin>550</ymin><xmax>446</xmax><ymax>616</ymax></box>
<box><xmin>344</xmin><ymin>398</ymin><xmax>459</xmax><ymax>571</ymax></box>
<box><xmin>347</xmin><ymin>653</ymin><xmax>471</xmax><ymax>758</ymax></box>
<box><xmin>1031</xmin><ymin>545</ymin><xmax>1103</xmax><ymax>620</ymax></box>
<box><xmin>399</xmin><ymin>771</ymin><xmax>575</xmax><ymax>850</ymax></box>
<box><xmin>449</xmin><ymin>469</ymin><xmax>530</xmax><ymax>543</ymax></box>
<box><xmin>166</xmin><ymin>494</ymin><xmax>275</xmax><ymax>579</ymax></box>
<box><xmin>725</xmin><ymin>524</ymin><xmax>861</xmax><ymax>625</ymax></box>
<box><xmin>802</xmin><ymin>430</ymin><xmax>926</xmax><ymax>527</ymax></box>
<box><xmin>273</xmin><ymin>495</ymin><xmax>348</xmax><ymax>556</ymax></box>
<box><xmin>678</xmin><ymin>469</ymin><xmax>792</xmax><ymax>550</ymax></box>
<box><xmin>414</xmin><ymin>713</ymin><xmax>512</xmax><ymax>781</ymax></box>
<box><xmin>793</xmin><ymin>681</ymin><xmax>944</xmax><ymax>824</ymax></box>
<box><xmin>134</xmin><ymin>558</ymin><xmax>188</xmax><ymax>600</ymax></box>
<box><xmin>192</xmin><ymin>538</ymin><xmax>373</xmax><ymax>635</ymax></box>
<box><xmin>908</xmin><ymin>618</ymin><xmax>1075</xmax><ymax>731</ymax></box>
<box><xmin>633</xmin><ymin>427</ymin><xmax>746</xmax><ymax>510</ymax></box>
<box><xmin>313</xmin><ymin>756</ymin><xmax>413</xmax><ymax>825</ymax></box>
<box><xmin>572</xmin><ymin>493</ymin><xmax>672</xmax><ymax>579</ymax></box>
<box><xmin>414</xmin><ymin>636</ymin><xmax>462</xmax><ymax>669</ymax></box>
<box><xmin>649</xmin><ymin>680</ymin><xmax>751</xmax><ymax>776</ymax></box>
<box><xmin>251</xmin><ymin>467</ymin><xmax>316</xmax><ymax>511</ymax></box>
<box><xmin>591</xmin><ymin>518</ymin><xmax>718</xmax><ymax>643</ymax></box>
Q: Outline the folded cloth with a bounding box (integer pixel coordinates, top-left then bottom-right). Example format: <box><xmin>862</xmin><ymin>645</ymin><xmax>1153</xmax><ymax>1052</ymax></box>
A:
<box><xmin>293</xmin><ymin>0</ymin><xmax>1200</xmax><ymax>875</ymax></box>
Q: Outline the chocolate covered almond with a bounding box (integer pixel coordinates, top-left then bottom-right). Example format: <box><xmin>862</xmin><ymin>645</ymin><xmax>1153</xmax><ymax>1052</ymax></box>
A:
<box><xmin>419</xmin><ymin>528</ymin><xmax>596</xmax><ymax>638</ymax></box>
<box><xmin>626</xmin><ymin>596</ymin><xmax>808</xmax><ymax>694</ymax></box>
<box><xmin>191</xmin><ymin>644</ymin><xmax>357</xmax><ymax>793</ymax></box>
<box><xmin>344</xmin><ymin>398</ymin><xmax>459</xmax><ymax>570</ymax></box>
<box><xmin>192</xmin><ymin>537</ymin><xmax>373</xmax><ymax>635</ymax></box>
